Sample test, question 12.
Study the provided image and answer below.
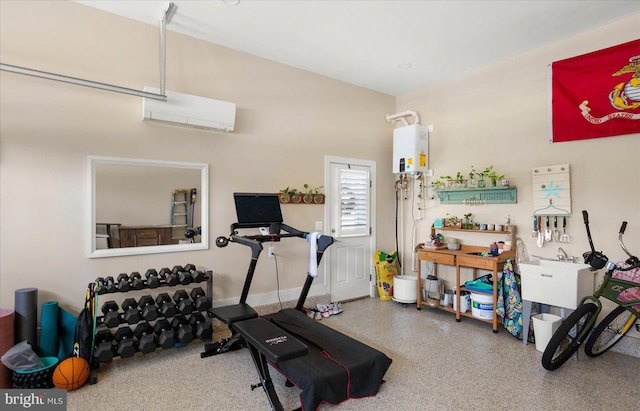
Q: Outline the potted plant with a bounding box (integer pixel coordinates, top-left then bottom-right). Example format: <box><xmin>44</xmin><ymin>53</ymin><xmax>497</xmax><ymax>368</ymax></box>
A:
<box><xmin>444</xmin><ymin>213</ymin><xmax>460</xmax><ymax>228</ymax></box>
<box><xmin>303</xmin><ymin>184</ymin><xmax>314</xmax><ymax>203</ymax></box>
<box><xmin>454</xmin><ymin>171</ymin><xmax>466</xmax><ymax>188</ymax></box>
<box><xmin>484</xmin><ymin>166</ymin><xmax>505</xmax><ymax>187</ymax></box>
<box><xmin>463</xmin><ymin>213</ymin><xmax>473</xmax><ymax>229</ymax></box>
<box><xmin>291</xmin><ymin>189</ymin><xmax>302</xmax><ymax>203</ymax></box>
<box><xmin>440</xmin><ymin>172</ymin><xmax>465</xmax><ymax>188</ymax></box>
<box><xmin>475</xmin><ymin>167</ymin><xmax>488</xmax><ymax>188</ymax></box>
<box><xmin>312</xmin><ymin>185</ymin><xmax>325</xmax><ymax>204</ymax></box>
<box><xmin>468</xmin><ymin>166</ymin><xmax>478</xmax><ymax>188</ymax></box>
<box><xmin>433</xmin><ymin>179</ymin><xmax>446</xmax><ymax>189</ymax></box>
<box><xmin>439</xmin><ymin>175</ymin><xmax>452</xmax><ymax>188</ymax></box>
<box><xmin>279</xmin><ymin>186</ymin><xmax>292</xmax><ymax>203</ymax></box>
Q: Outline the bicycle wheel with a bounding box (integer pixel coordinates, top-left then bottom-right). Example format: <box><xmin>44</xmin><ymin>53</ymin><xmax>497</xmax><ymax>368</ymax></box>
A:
<box><xmin>584</xmin><ymin>306</ymin><xmax>637</xmax><ymax>357</ymax></box>
<box><xmin>541</xmin><ymin>303</ymin><xmax>598</xmax><ymax>371</ymax></box>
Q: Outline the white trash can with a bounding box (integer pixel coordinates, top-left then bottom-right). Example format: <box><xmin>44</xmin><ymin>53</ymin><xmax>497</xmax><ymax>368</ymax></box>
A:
<box><xmin>532</xmin><ymin>313</ymin><xmax>563</xmax><ymax>352</ymax></box>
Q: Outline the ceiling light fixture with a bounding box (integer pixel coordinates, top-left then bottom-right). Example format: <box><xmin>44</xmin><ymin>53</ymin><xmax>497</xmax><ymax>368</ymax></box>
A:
<box><xmin>397</xmin><ymin>63</ymin><xmax>412</xmax><ymax>70</ymax></box>
<box><xmin>223</xmin><ymin>0</ymin><xmax>241</xmax><ymax>5</ymax></box>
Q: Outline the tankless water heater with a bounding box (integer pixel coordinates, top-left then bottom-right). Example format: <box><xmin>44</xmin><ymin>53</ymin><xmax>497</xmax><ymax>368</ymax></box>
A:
<box><xmin>392</xmin><ymin>124</ymin><xmax>429</xmax><ymax>174</ymax></box>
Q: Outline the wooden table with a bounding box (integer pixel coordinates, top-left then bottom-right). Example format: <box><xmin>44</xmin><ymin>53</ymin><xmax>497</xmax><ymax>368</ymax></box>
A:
<box><xmin>417</xmin><ymin>245</ymin><xmax>515</xmax><ymax>332</ymax></box>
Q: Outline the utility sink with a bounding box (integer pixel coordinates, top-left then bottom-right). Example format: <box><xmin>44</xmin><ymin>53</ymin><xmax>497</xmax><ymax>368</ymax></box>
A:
<box><xmin>519</xmin><ymin>259</ymin><xmax>595</xmax><ymax>309</ymax></box>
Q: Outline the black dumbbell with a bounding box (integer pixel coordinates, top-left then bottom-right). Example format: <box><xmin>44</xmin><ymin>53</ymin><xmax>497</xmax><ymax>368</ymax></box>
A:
<box><xmin>183</xmin><ymin>264</ymin><xmax>206</xmax><ymax>283</ymax></box>
<box><xmin>173</xmin><ymin>290</ymin><xmax>194</xmax><ymax>315</ymax></box>
<box><xmin>175</xmin><ymin>268</ymin><xmax>192</xmax><ymax>286</ymax></box>
<box><xmin>190</xmin><ymin>287</ymin><xmax>210</xmax><ymax>311</ymax></box>
<box><xmin>133</xmin><ymin>322</ymin><xmax>157</xmax><ymax>354</ymax></box>
<box><xmin>116</xmin><ymin>273</ymin><xmax>130</xmax><ymax>292</ymax></box>
<box><xmin>155</xmin><ymin>293</ymin><xmax>176</xmax><ymax>318</ymax></box>
<box><xmin>138</xmin><ymin>295</ymin><xmax>158</xmax><ymax>321</ymax></box>
<box><xmin>129</xmin><ymin>272</ymin><xmax>145</xmax><ymax>290</ymax></box>
<box><xmin>145</xmin><ymin>268</ymin><xmax>160</xmax><ymax>289</ymax></box>
<box><xmin>114</xmin><ymin>326</ymin><xmax>136</xmax><ymax>358</ymax></box>
<box><xmin>171</xmin><ymin>315</ymin><xmax>193</xmax><ymax>345</ymax></box>
<box><xmin>159</xmin><ymin>267</ymin><xmax>178</xmax><ymax>286</ymax></box>
<box><xmin>192</xmin><ymin>270</ymin><xmax>205</xmax><ymax>283</ymax></box>
<box><xmin>104</xmin><ymin>276</ymin><xmax>117</xmax><ymax>293</ymax></box>
<box><xmin>189</xmin><ymin>312</ymin><xmax>212</xmax><ymax>340</ymax></box>
<box><xmin>94</xmin><ymin>327</ymin><xmax>114</xmax><ymax>362</ymax></box>
<box><xmin>95</xmin><ymin>277</ymin><xmax>107</xmax><ymax>295</ymax></box>
<box><xmin>122</xmin><ymin>298</ymin><xmax>141</xmax><ymax>324</ymax></box>
<box><xmin>101</xmin><ymin>301</ymin><xmax>121</xmax><ymax>328</ymax></box>
<box><xmin>154</xmin><ymin>319</ymin><xmax>176</xmax><ymax>349</ymax></box>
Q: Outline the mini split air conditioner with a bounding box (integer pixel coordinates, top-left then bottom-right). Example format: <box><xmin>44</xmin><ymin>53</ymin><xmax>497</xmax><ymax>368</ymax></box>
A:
<box><xmin>142</xmin><ymin>87</ymin><xmax>236</xmax><ymax>132</ymax></box>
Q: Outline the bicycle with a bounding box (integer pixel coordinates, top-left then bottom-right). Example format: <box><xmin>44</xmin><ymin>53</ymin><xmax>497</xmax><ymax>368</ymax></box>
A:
<box><xmin>541</xmin><ymin>210</ymin><xmax>640</xmax><ymax>371</ymax></box>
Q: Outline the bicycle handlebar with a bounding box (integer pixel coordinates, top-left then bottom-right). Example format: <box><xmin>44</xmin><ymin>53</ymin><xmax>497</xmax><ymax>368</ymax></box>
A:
<box><xmin>620</xmin><ymin>221</ymin><xmax>627</xmax><ymax>235</ymax></box>
<box><xmin>582</xmin><ymin>210</ymin><xmax>589</xmax><ymax>224</ymax></box>
<box><xmin>582</xmin><ymin>211</ymin><xmax>638</xmax><ymax>272</ymax></box>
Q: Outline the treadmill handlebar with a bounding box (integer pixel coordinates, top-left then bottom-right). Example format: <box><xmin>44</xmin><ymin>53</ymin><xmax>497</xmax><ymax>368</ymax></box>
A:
<box><xmin>218</xmin><ymin>223</ymin><xmax>334</xmax><ymax>254</ymax></box>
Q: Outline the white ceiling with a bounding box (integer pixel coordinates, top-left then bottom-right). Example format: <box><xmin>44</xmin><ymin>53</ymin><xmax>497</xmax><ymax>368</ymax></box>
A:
<box><xmin>76</xmin><ymin>0</ymin><xmax>639</xmax><ymax>96</ymax></box>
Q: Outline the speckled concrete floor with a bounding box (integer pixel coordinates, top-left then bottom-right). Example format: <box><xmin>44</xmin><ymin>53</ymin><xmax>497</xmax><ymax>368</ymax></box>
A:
<box><xmin>67</xmin><ymin>298</ymin><xmax>639</xmax><ymax>411</ymax></box>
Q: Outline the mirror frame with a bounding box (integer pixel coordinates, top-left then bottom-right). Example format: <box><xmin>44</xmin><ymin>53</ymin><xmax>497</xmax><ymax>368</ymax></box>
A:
<box><xmin>87</xmin><ymin>155</ymin><xmax>209</xmax><ymax>258</ymax></box>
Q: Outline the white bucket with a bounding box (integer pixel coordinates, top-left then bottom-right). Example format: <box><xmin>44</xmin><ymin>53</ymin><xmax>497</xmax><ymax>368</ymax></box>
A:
<box><xmin>453</xmin><ymin>291</ymin><xmax>471</xmax><ymax>313</ymax></box>
<box><xmin>393</xmin><ymin>275</ymin><xmax>417</xmax><ymax>303</ymax></box>
<box><xmin>471</xmin><ymin>293</ymin><xmax>494</xmax><ymax>320</ymax></box>
<box><xmin>532</xmin><ymin>313</ymin><xmax>563</xmax><ymax>352</ymax></box>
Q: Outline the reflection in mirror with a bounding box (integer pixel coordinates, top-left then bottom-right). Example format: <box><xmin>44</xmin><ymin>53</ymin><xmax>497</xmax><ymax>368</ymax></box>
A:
<box><xmin>88</xmin><ymin>156</ymin><xmax>209</xmax><ymax>258</ymax></box>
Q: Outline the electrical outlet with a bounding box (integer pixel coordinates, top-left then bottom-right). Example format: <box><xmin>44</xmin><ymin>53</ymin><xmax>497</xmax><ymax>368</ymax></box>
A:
<box><xmin>268</xmin><ymin>246</ymin><xmax>275</xmax><ymax>258</ymax></box>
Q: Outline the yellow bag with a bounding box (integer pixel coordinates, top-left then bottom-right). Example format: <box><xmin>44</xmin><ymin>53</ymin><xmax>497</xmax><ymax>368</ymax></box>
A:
<box><xmin>374</xmin><ymin>250</ymin><xmax>398</xmax><ymax>300</ymax></box>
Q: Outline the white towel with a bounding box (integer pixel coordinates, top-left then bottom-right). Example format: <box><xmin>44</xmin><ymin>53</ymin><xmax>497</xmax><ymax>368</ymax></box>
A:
<box><xmin>307</xmin><ymin>232</ymin><xmax>320</xmax><ymax>277</ymax></box>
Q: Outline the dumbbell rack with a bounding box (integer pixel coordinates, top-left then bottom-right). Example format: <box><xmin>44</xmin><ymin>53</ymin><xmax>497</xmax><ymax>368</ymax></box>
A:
<box><xmin>92</xmin><ymin>265</ymin><xmax>213</xmax><ymax>368</ymax></box>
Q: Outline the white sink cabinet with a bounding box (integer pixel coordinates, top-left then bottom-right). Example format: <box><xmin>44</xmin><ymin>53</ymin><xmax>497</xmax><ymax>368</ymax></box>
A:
<box><xmin>519</xmin><ymin>259</ymin><xmax>596</xmax><ymax>345</ymax></box>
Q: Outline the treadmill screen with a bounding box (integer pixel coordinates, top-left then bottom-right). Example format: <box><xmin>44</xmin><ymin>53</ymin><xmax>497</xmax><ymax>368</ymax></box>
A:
<box><xmin>233</xmin><ymin>193</ymin><xmax>283</xmax><ymax>226</ymax></box>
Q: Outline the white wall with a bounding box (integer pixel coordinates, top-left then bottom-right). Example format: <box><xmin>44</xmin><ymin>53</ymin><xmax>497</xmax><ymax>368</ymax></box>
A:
<box><xmin>1</xmin><ymin>2</ymin><xmax>638</xmax><ymax>324</ymax></box>
<box><xmin>395</xmin><ymin>14</ymin><xmax>640</xmax><ymax>324</ymax></box>
<box><xmin>0</xmin><ymin>1</ymin><xmax>396</xmax><ymax>312</ymax></box>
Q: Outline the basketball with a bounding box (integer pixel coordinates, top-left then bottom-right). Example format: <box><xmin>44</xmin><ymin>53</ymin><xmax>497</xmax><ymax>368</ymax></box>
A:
<box><xmin>52</xmin><ymin>357</ymin><xmax>90</xmax><ymax>391</ymax></box>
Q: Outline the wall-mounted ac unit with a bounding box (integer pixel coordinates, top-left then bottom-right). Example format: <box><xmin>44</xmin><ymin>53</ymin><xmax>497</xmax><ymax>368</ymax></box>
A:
<box><xmin>142</xmin><ymin>87</ymin><xmax>236</xmax><ymax>132</ymax></box>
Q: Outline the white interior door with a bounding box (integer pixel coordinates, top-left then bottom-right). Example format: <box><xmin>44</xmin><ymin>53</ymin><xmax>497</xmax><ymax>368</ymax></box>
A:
<box><xmin>325</xmin><ymin>157</ymin><xmax>376</xmax><ymax>302</ymax></box>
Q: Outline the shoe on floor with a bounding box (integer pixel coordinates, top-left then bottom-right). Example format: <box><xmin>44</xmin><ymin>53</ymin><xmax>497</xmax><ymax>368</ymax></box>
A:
<box><xmin>331</xmin><ymin>301</ymin><xmax>343</xmax><ymax>315</ymax></box>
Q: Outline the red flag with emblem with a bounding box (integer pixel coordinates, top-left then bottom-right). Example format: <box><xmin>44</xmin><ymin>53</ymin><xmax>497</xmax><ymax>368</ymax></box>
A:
<box><xmin>550</xmin><ymin>39</ymin><xmax>640</xmax><ymax>142</ymax></box>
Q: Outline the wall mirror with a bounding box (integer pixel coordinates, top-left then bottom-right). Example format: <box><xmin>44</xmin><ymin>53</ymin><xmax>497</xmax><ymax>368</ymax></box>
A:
<box><xmin>88</xmin><ymin>155</ymin><xmax>209</xmax><ymax>258</ymax></box>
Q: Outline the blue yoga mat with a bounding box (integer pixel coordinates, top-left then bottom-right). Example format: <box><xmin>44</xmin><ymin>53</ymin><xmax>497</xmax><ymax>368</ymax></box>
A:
<box><xmin>39</xmin><ymin>301</ymin><xmax>59</xmax><ymax>358</ymax></box>
<box><xmin>57</xmin><ymin>308</ymin><xmax>77</xmax><ymax>360</ymax></box>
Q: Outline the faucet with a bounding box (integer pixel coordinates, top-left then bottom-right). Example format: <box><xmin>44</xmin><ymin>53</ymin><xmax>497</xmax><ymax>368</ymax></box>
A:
<box><xmin>557</xmin><ymin>247</ymin><xmax>574</xmax><ymax>262</ymax></box>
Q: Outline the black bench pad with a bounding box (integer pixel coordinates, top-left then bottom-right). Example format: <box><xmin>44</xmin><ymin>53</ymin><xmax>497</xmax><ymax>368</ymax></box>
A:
<box><xmin>267</xmin><ymin>308</ymin><xmax>392</xmax><ymax>411</ymax></box>
<box><xmin>234</xmin><ymin>317</ymin><xmax>308</xmax><ymax>363</ymax></box>
<box><xmin>211</xmin><ymin>303</ymin><xmax>258</xmax><ymax>324</ymax></box>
